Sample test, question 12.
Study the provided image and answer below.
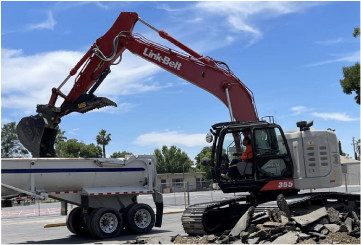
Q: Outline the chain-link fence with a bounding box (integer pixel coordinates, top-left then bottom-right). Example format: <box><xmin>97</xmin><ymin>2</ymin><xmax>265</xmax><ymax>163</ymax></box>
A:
<box><xmin>3</xmin><ymin>177</ymin><xmax>360</xmax><ymax>218</ymax></box>
<box><xmin>155</xmin><ymin>180</ymin><xmax>214</xmax><ymax>193</ymax></box>
<box><xmin>154</xmin><ymin>180</ymin><xmax>236</xmax><ymax>207</ymax></box>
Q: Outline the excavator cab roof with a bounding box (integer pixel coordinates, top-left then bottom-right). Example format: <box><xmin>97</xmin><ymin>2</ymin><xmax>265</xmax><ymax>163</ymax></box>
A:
<box><xmin>211</xmin><ymin>121</ymin><xmax>279</xmax><ymax>134</ymax></box>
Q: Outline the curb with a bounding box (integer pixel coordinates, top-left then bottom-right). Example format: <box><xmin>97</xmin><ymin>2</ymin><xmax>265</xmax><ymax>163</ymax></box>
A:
<box><xmin>44</xmin><ymin>222</ymin><xmax>66</xmax><ymax>228</ymax></box>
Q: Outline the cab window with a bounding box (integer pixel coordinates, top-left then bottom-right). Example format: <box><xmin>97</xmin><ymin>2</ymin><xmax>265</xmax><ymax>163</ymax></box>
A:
<box><xmin>254</xmin><ymin>128</ymin><xmax>287</xmax><ymax>156</ymax></box>
<box><xmin>253</xmin><ymin>127</ymin><xmax>289</xmax><ymax>178</ymax></box>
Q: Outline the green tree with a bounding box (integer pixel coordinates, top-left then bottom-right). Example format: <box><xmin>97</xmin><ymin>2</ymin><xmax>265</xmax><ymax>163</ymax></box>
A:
<box><xmin>1</xmin><ymin>122</ymin><xmax>29</xmax><ymax>158</ymax></box>
<box><xmin>154</xmin><ymin>145</ymin><xmax>191</xmax><ymax>174</ymax></box>
<box><xmin>340</xmin><ymin>28</ymin><xmax>360</xmax><ymax>104</ymax></box>
<box><xmin>353</xmin><ymin>27</ymin><xmax>360</xmax><ymax>37</ymax></box>
<box><xmin>80</xmin><ymin>143</ymin><xmax>102</xmax><ymax>158</ymax></box>
<box><xmin>55</xmin><ymin>129</ymin><xmax>67</xmax><ymax>144</ymax></box>
<box><xmin>340</xmin><ymin>63</ymin><xmax>360</xmax><ymax>104</ymax></box>
<box><xmin>194</xmin><ymin>146</ymin><xmax>213</xmax><ymax>180</ymax></box>
<box><xmin>57</xmin><ymin>139</ymin><xmax>102</xmax><ymax>158</ymax></box>
<box><xmin>110</xmin><ymin>151</ymin><xmax>133</xmax><ymax>158</ymax></box>
<box><xmin>96</xmin><ymin>129</ymin><xmax>111</xmax><ymax>158</ymax></box>
<box><xmin>55</xmin><ymin>129</ymin><xmax>67</xmax><ymax>156</ymax></box>
<box><xmin>56</xmin><ymin>139</ymin><xmax>82</xmax><ymax>158</ymax></box>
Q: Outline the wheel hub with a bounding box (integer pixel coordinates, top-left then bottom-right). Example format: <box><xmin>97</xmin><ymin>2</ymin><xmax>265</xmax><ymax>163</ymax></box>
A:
<box><xmin>134</xmin><ymin>209</ymin><xmax>151</xmax><ymax>228</ymax></box>
<box><xmin>99</xmin><ymin>213</ymin><xmax>118</xmax><ymax>233</ymax></box>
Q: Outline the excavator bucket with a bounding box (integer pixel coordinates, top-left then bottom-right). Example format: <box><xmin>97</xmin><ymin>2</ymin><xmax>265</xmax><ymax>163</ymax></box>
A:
<box><xmin>16</xmin><ymin>115</ymin><xmax>57</xmax><ymax>158</ymax></box>
<box><xmin>16</xmin><ymin>95</ymin><xmax>117</xmax><ymax>158</ymax></box>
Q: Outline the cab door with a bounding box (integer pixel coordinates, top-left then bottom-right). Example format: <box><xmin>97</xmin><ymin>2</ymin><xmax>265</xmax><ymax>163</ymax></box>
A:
<box><xmin>253</xmin><ymin>127</ymin><xmax>293</xmax><ymax>179</ymax></box>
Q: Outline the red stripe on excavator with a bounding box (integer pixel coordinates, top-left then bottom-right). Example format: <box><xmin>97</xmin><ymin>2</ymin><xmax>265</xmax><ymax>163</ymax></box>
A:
<box><xmin>260</xmin><ymin>179</ymin><xmax>295</xmax><ymax>191</ymax></box>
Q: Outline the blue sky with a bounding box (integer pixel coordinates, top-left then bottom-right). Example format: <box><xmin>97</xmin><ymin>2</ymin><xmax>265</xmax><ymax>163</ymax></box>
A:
<box><xmin>1</xmin><ymin>1</ymin><xmax>360</xmax><ymax>160</ymax></box>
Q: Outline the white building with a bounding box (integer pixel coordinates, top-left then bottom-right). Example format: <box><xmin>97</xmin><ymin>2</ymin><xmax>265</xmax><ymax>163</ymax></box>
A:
<box><xmin>156</xmin><ymin>172</ymin><xmax>207</xmax><ymax>193</ymax></box>
<box><xmin>340</xmin><ymin>155</ymin><xmax>360</xmax><ymax>185</ymax></box>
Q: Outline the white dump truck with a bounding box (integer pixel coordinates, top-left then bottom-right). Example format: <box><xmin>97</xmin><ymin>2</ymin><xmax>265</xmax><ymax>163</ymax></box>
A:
<box><xmin>1</xmin><ymin>155</ymin><xmax>163</xmax><ymax>239</ymax></box>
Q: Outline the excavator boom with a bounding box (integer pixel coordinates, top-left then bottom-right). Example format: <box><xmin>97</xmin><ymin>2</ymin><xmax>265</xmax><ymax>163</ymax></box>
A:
<box><xmin>16</xmin><ymin>12</ymin><xmax>258</xmax><ymax>157</ymax></box>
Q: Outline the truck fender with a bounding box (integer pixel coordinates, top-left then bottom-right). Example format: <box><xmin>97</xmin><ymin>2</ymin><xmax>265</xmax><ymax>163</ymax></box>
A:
<box><xmin>152</xmin><ymin>190</ymin><xmax>163</xmax><ymax>227</ymax></box>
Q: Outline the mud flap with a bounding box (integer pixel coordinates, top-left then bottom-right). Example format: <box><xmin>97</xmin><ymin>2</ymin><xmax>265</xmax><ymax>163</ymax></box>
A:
<box><xmin>16</xmin><ymin>115</ymin><xmax>57</xmax><ymax>157</ymax></box>
<box><xmin>152</xmin><ymin>190</ymin><xmax>163</xmax><ymax>227</ymax></box>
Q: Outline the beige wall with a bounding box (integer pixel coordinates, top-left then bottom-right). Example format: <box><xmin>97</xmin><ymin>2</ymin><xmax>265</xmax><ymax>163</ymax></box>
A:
<box><xmin>341</xmin><ymin>162</ymin><xmax>360</xmax><ymax>185</ymax></box>
<box><xmin>156</xmin><ymin>172</ymin><xmax>205</xmax><ymax>192</ymax></box>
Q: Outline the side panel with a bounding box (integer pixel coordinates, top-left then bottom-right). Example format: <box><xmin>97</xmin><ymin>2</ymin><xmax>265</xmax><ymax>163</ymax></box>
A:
<box><xmin>285</xmin><ymin>130</ymin><xmax>342</xmax><ymax>190</ymax></box>
<box><xmin>1</xmin><ymin>156</ymin><xmax>156</xmax><ymax>197</ymax></box>
<box><xmin>302</xmin><ymin>130</ymin><xmax>332</xmax><ymax>178</ymax></box>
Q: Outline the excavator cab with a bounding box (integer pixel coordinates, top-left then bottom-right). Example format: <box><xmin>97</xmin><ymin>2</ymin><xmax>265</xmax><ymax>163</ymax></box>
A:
<box><xmin>205</xmin><ymin>121</ymin><xmax>294</xmax><ymax>194</ymax></box>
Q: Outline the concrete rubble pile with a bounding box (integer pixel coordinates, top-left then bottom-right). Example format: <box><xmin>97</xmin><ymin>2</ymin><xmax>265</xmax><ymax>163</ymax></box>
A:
<box><xmin>171</xmin><ymin>195</ymin><xmax>360</xmax><ymax>244</ymax></box>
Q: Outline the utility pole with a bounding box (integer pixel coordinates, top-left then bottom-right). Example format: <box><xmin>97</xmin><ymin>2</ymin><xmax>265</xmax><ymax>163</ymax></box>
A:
<box><xmin>352</xmin><ymin>137</ymin><xmax>357</xmax><ymax>160</ymax></box>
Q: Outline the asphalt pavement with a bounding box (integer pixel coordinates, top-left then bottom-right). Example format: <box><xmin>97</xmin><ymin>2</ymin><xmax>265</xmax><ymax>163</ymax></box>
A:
<box><xmin>1</xmin><ymin>186</ymin><xmax>359</xmax><ymax>244</ymax></box>
<box><xmin>1</xmin><ymin>211</ymin><xmax>184</xmax><ymax>244</ymax></box>
<box><xmin>1</xmin><ymin>190</ymin><xmax>233</xmax><ymax>244</ymax></box>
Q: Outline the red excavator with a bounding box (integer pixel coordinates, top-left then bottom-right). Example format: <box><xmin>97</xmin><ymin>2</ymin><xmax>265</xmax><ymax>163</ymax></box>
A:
<box><xmin>16</xmin><ymin>12</ymin><xmax>359</xmax><ymax>236</ymax></box>
<box><xmin>17</xmin><ymin>12</ymin><xmax>257</xmax><ymax>158</ymax></box>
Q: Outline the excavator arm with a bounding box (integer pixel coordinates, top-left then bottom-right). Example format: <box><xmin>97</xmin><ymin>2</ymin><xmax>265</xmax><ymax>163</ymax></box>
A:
<box><xmin>16</xmin><ymin>12</ymin><xmax>258</xmax><ymax>157</ymax></box>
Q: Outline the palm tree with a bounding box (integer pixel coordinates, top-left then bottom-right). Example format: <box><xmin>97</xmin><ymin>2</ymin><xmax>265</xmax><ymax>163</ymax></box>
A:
<box><xmin>96</xmin><ymin>129</ymin><xmax>111</xmax><ymax>158</ymax></box>
<box><xmin>55</xmin><ymin>129</ymin><xmax>67</xmax><ymax>156</ymax></box>
<box><xmin>55</xmin><ymin>129</ymin><xmax>67</xmax><ymax>144</ymax></box>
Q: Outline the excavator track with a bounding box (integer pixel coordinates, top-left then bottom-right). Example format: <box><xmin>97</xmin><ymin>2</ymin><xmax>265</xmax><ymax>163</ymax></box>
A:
<box><xmin>181</xmin><ymin>192</ymin><xmax>360</xmax><ymax>236</ymax></box>
<box><xmin>181</xmin><ymin>195</ymin><xmax>249</xmax><ymax>236</ymax></box>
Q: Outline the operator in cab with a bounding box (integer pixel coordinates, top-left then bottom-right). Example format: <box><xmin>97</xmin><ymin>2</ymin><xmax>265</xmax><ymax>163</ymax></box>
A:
<box><xmin>221</xmin><ymin>131</ymin><xmax>253</xmax><ymax>180</ymax></box>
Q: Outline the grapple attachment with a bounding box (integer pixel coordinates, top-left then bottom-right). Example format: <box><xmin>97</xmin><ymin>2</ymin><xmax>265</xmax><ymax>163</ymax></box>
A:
<box><xmin>16</xmin><ymin>115</ymin><xmax>57</xmax><ymax>157</ymax></box>
<box><xmin>74</xmin><ymin>95</ymin><xmax>117</xmax><ymax>114</ymax></box>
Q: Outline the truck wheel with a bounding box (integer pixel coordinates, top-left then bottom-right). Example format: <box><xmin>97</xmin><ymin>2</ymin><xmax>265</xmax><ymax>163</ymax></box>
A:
<box><xmin>66</xmin><ymin>207</ymin><xmax>88</xmax><ymax>235</ymax></box>
<box><xmin>2</xmin><ymin>200</ymin><xmax>12</xmax><ymax>207</ymax></box>
<box><xmin>88</xmin><ymin>208</ymin><xmax>123</xmax><ymax>239</ymax></box>
<box><xmin>123</xmin><ymin>203</ymin><xmax>155</xmax><ymax>234</ymax></box>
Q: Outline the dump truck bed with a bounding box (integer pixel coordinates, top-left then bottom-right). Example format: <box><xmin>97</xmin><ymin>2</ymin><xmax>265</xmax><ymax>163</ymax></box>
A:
<box><xmin>1</xmin><ymin>156</ymin><xmax>156</xmax><ymax>199</ymax></box>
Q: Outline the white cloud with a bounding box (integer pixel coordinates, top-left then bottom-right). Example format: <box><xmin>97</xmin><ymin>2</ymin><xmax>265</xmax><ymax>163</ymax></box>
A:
<box><xmin>1</xmin><ymin>118</ymin><xmax>13</xmax><ymax>126</ymax></box>
<box><xmin>27</xmin><ymin>11</ymin><xmax>57</xmax><ymax>31</ymax></box>
<box><xmin>312</xmin><ymin>112</ymin><xmax>359</xmax><ymax>122</ymax></box>
<box><xmin>94</xmin><ymin>1</ymin><xmax>109</xmax><ymax>10</ymax></box>
<box><xmin>157</xmin><ymin>4</ymin><xmax>186</xmax><ymax>12</ymax></box>
<box><xmin>315</xmin><ymin>37</ymin><xmax>343</xmax><ymax>45</ymax></box>
<box><xmin>65</xmin><ymin>128</ymin><xmax>80</xmax><ymax>136</ymax></box>
<box><xmin>1</xmin><ymin>48</ymin><xmax>165</xmax><ymax>114</ymax></box>
<box><xmin>2</xmin><ymin>49</ymin><xmax>23</xmax><ymax>57</ymax></box>
<box><xmin>306</xmin><ymin>51</ymin><xmax>360</xmax><ymax>67</ymax></box>
<box><xmin>133</xmin><ymin>131</ymin><xmax>207</xmax><ymax>147</ymax></box>
<box><xmin>291</xmin><ymin>106</ymin><xmax>308</xmax><ymax>115</ymax></box>
<box><xmin>194</xmin><ymin>2</ymin><xmax>322</xmax><ymax>46</ymax></box>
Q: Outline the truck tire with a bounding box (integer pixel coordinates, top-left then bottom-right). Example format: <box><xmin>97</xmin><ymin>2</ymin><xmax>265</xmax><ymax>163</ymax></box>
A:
<box><xmin>88</xmin><ymin>207</ymin><xmax>123</xmax><ymax>239</ymax></box>
<box><xmin>1</xmin><ymin>200</ymin><xmax>12</xmax><ymax>207</ymax></box>
<box><xmin>66</xmin><ymin>207</ymin><xmax>88</xmax><ymax>236</ymax></box>
<box><xmin>123</xmin><ymin>203</ymin><xmax>155</xmax><ymax>234</ymax></box>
